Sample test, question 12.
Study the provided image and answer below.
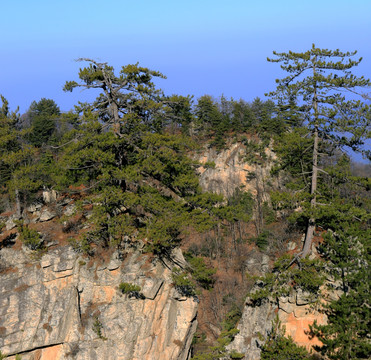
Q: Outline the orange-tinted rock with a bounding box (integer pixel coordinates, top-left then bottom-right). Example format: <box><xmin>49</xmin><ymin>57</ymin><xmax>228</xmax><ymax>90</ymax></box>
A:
<box><xmin>0</xmin><ymin>246</ymin><xmax>197</xmax><ymax>360</ymax></box>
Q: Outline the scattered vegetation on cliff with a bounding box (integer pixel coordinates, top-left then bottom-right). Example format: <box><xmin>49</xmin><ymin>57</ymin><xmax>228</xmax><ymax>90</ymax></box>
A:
<box><xmin>0</xmin><ymin>45</ymin><xmax>370</xmax><ymax>359</ymax></box>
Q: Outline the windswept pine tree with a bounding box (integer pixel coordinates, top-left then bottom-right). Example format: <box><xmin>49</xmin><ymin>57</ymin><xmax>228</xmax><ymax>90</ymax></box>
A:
<box><xmin>59</xmin><ymin>60</ymin><xmax>232</xmax><ymax>257</ymax></box>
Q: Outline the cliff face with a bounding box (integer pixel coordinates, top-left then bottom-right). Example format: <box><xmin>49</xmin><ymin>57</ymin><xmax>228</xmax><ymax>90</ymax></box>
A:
<box><xmin>0</xmin><ymin>142</ymin><xmax>326</xmax><ymax>360</ymax></box>
<box><xmin>227</xmin><ymin>294</ymin><xmax>327</xmax><ymax>360</ymax></box>
<box><xmin>0</xmin><ymin>243</ymin><xmax>197</xmax><ymax>360</ymax></box>
<box><xmin>197</xmin><ymin>141</ymin><xmax>275</xmax><ymax>199</ymax></box>
<box><xmin>196</xmin><ymin>142</ymin><xmax>326</xmax><ymax>359</ymax></box>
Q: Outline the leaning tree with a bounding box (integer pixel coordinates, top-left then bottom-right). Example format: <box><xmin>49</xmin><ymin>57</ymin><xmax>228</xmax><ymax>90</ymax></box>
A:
<box><xmin>267</xmin><ymin>44</ymin><xmax>370</xmax><ymax>257</ymax></box>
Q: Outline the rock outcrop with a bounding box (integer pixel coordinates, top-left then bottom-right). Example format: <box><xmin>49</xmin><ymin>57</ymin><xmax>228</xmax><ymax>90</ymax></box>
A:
<box><xmin>227</xmin><ymin>294</ymin><xmax>327</xmax><ymax>360</ymax></box>
<box><xmin>197</xmin><ymin>142</ymin><xmax>275</xmax><ymax>199</ymax></box>
<box><xmin>0</xmin><ymin>243</ymin><xmax>198</xmax><ymax>359</ymax></box>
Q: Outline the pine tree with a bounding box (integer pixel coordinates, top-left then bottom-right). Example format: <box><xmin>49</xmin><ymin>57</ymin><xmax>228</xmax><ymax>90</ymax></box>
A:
<box><xmin>0</xmin><ymin>96</ymin><xmax>41</xmax><ymax>215</ymax></box>
<box><xmin>267</xmin><ymin>44</ymin><xmax>371</xmax><ymax>257</ymax></box>
<box><xmin>27</xmin><ymin>98</ymin><xmax>60</xmax><ymax>147</ymax></box>
<box><xmin>61</xmin><ymin>62</ymin><xmax>231</xmax><ymax>256</ymax></box>
<box><xmin>309</xmin><ymin>157</ymin><xmax>371</xmax><ymax>359</ymax></box>
<box><xmin>64</xmin><ymin>59</ymin><xmax>166</xmax><ymax>135</ymax></box>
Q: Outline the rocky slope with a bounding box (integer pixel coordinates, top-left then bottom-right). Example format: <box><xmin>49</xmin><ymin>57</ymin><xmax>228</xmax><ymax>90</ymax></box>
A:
<box><xmin>0</xmin><ymin>142</ymin><xmax>327</xmax><ymax>360</ymax></box>
<box><xmin>0</xmin><ymin>241</ymin><xmax>197</xmax><ymax>359</ymax></box>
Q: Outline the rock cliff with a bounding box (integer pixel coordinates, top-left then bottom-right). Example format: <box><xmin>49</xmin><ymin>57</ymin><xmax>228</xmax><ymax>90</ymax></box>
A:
<box><xmin>197</xmin><ymin>141</ymin><xmax>275</xmax><ymax>199</ymax></box>
<box><xmin>0</xmin><ymin>142</ymin><xmax>327</xmax><ymax>360</ymax></box>
<box><xmin>0</xmin><ymin>242</ymin><xmax>197</xmax><ymax>359</ymax></box>
<box><xmin>226</xmin><ymin>293</ymin><xmax>327</xmax><ymax>360</ymax></box>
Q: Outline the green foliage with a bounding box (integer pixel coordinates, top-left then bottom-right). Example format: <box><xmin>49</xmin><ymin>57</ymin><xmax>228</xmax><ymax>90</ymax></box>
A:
<box><xmin>27</xmin><ymin>98</ymin><xmax>60</xmax><ymax>147</ymax></box>
<box><xmin>16</xmin><ymin>221</ymin><xmax>43</xmax><ymax>251</ymax></box>
<box><xmin>119</xmin><ymin>282</ymin><xmax>143</xmax><ymax>298</ymax></box>
<box><xmin>191</xmin><ymin>306</ymin><xmax>243</xmax><ymax>360</ymax></box>
<box><xmin>192</xmin><ymin>95</ymin><xmax>281</xmax><ymax>149</ymax></box>
<box><xmin>92</xmin><ymin>316</ymin><xmax>107</xmax><ymax>340</ymax></box>
<box><xmin>0</xmin><ymin>95</ymin><xmax>45</xmax><ymax>211</ymax></box>
<box><xmin>2</xmin><ymin>53</ymin><xmax>369</xmax><ymax>360</ymax></box>
<box><xmin>54</xmin><ymin>109</ymin><xmax>227</xmax><ymax>258</ymax></box>
<box><xmin>249</xmin><ymin>230</ymin><xmax>270</xmax><ymax>250</ymax></box>
<box><xmin>309</xmin><ymin>215</ymin><xmax>370</xmax><ymax>359</ymax></box>
<box><xmin>249</xmin><ymin>255</ymin><xmax>325</xmax><ymax>304</ymax></box>
<box><xmin>240</xmin><ymin>138</ymin><xmax>268</xmax><ymax>166</ymax></box>
<box><xmin>161</xmin><ymin>94</ymin><xmax>195</xmax><ymax>134</ymax></box>
<box><xmin>262</xmin><ymin>202</ymin><xmax>275</xmax><ymax>224</ymax></box>
<box><xmin>267</xmin><ymin>44</ymin><xmax>371</xmax><ymax>256</ymax></box>
<box><xmin>311</xmin><ymin>287</ymin><xmax>370</xmax><ymax>359</ymax></box>
<box><xmin>185</xmin><ymin>253</ymin><xmax>216</xmax><ymax>290</ymax></box>
<box><xmin>260</xmin><ymin>316</ymin><xmax>313</xmax><ymax>360</ymax></box>
<box><xmin>225</xmin><ymin>188</ymin><xmax>254</xmax><ymax>223</ymax></box>
<box><xmin>203</xmin><ymin>161</ymin><xmax>216</xmax><ymax>169</ymax></box>
<box><xmin>64</xmin><ymin>59</ymin><xmax>166</xmax><ymax>133</ymax></box>
<box><xmin>68</xmin><ymin>237</ymin><xmax>92</xmax><ymax>256</ymax></box>
<box><xmin>221</xmin><ymin>305</ymin><xmax>243</xmax><ymax>332</ymax></box>
<box><xmin>229</xmin><ymin>351</ymin><xmax>245</xmax><ymax>359</ymax></box>
<box><xmin>192</xmin><ymin>332</ymin><xmax>207</xmax><ymax>346</ymax></box>
<box><xmin>272</xmin><ymin>143</ymin><xmax>370</xmax><ymax>358</ymax></box>
<box><xmin>172</xmin><ymin>268</ymin><xmax>197</xmax><ymax>298</ymax></box>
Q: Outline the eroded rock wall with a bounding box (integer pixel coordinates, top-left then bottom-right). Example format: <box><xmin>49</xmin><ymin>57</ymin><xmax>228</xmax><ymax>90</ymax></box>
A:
<box><xmin>0</xmin><ymin>245</ymin><xmax>197</xmax><ymax>360</ymax></box>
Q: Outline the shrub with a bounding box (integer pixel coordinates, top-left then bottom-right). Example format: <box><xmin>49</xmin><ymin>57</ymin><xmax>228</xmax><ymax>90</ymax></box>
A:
<box><xmin>185</xmin><ymin>253</ymin><xmax>216</xmax><ymax>290</ymax></box>
<box><xmin>92</xmin><ymin>316</ymin><xmax>107</xmax><ymax>340</ymax></box>
<box><xmin>191</xmin><ymin>306</ymin><xmax>242</xmax><ymax>360</ymax></box>
<box><xmin>68</xmin><ymin>236</ymin><xmax>93</xmax><ymax>256</ymax></box>
<box><xmin>119</xmin><ymin>282</ymin><xmax>143</xmax><ymax>299</ymax></box>
<box><xmin>230</xmin><ymin>350</ymin><xmax>245</xmax><ymax>359</ymax></box>
<box><xmin>249</xmin><ymin>255</ymin><xmax>325</xmax><ymax>305</ymax></box>
<box><xmin>172</xmin><ymin>268</ymin><xmax>197</xmax><ymax>298</ymax></box>
<box><xmin>16</xmin><ymin>221</ymin><xmax>43</xmax><ymax>250</ymax></box>
<box><xmin>250</xmin><ymin>230</ymin><xmax>270</xmax><ymax>251</ymax></box>
<box><xmin>203</xmin><ymin>161</ymin><xmax>216</xmax><ymax>169</ymax></box>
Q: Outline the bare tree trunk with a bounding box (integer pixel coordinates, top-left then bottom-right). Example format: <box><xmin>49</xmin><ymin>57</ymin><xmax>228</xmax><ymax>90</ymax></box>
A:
<box><xmin>15</xmin><ymin>188</ymin><xmax>21</xmax><ymax>218</ymax></box>
<box><xmin>254</xmin><ymin>168</ymin><xmax>263</xmax><ymax>236</ymax></box>
<box><xmin>238</xmin><ymin>220</ymin><xmax>243</xmax><ymax>241</ymax></box>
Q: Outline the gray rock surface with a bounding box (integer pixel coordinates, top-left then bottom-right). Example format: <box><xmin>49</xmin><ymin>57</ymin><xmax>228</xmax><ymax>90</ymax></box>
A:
<box><xmin>0</xmin><ymin>245</ymin><xmax>198</xmax><ymax>360</ymax></box>
<box><xmin>39</xmin><ymin>209</ymin><xmax>56</xmax><ymax>222</ymax></box>
<box><xmin>226</xmin><ymin>299</ymin><xmax>275</xmax><ymax>360</ymax></box>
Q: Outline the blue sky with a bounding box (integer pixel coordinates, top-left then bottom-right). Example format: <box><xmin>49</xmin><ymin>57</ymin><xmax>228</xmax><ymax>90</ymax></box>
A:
<box><xmin>1</xmin><ymin>0</ymin><xmax>371</xmax><ymax>116</ymax></box>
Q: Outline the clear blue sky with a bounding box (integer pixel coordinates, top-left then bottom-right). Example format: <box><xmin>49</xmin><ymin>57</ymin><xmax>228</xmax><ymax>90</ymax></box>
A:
<box><xmin>1</xmin><ymin>0</ymin><xmax>371</xmax><ymax>115</ymax></box>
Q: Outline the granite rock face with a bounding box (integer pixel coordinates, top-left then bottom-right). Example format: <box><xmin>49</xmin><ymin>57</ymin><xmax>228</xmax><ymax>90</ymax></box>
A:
<box><xmin>0</xmin><ymin>245</ymin><xmax>198</xmax><ymax>360</ymax></box>
<box><xmin>197</xmin><ymin>142</ymin><xmax>275</xmax><ymax>199</ymax></box>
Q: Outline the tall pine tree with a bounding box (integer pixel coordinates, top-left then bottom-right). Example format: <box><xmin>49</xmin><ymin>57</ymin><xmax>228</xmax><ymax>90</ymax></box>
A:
<box><xmin>267</xmin><ymin>44</ymin><xmax>370</xmax><ymax>256</ymax></box>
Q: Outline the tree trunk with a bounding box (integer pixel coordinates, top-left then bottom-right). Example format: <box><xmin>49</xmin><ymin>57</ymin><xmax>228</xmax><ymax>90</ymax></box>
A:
<box><xmin>254</xmin><ymin>166</ymin><xmax>264</xmax><ymax>236</ymax></box>
<box><xmin>15</xmin><ymin>188</ymin><xmax>21</xmax><ymax>218</ymax></box>
<box><xmin>302</xmin><ymin>127</ymin><xmax>318</xmax><ymax>256</ymax></box>
<box><xmin>302</xmin><ymin>59</ymin><xmax>319</xmax><ymax>257</ymax></box>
